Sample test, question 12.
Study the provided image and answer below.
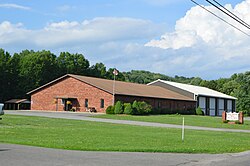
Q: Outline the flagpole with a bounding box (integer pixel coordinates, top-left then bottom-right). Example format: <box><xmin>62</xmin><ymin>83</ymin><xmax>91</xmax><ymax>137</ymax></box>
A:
<box><xmin>112</xmin><ymin>69</ymin><xmax>116</xmax><ymax>106</ymax></box>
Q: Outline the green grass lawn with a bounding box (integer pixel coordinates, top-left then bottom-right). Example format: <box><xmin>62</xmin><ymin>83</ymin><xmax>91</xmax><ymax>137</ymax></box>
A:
<box><xmin>94</xmin><ymin>114</ymin><xmax>250</xmax><ymax>130</ymax></box>
<box><xmin>1</xmin><ymin>115</ymin><xmax>250</xmax><ymax>153</ymax></box>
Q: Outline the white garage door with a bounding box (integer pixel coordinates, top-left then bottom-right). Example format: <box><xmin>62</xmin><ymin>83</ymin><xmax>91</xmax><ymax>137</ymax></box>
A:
<box><xmin>199</xmin><ymin>97</ymin><xmax>206</xmax><ymax>114</ymax></box>
<box><xmin>227</xmin><ymin>100</ymin><xmax>232</xmax><ymax>112</ymax></box>
<box><xmin>218</xmin><ymin>99</ymin><xmax>224</xmax><ymax>116</ymax></box>
<box><xmin>209</xmin><ymin>98</ymin><xmax>216</xmax><ymax>116</ymax></box>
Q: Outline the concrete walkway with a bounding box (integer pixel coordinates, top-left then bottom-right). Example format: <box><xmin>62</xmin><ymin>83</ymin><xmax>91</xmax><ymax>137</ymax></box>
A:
<box><xmin>5</xmin><ymin>110</ymin><xmax>250</xmax><ymax>133</ymax></box>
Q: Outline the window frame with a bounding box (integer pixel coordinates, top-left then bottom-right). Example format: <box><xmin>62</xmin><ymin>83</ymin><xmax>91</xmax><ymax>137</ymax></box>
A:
<box><xmin>100</xmin><ymin>99</ymin><xmax>104</xmax><ymax>108</ymax></box>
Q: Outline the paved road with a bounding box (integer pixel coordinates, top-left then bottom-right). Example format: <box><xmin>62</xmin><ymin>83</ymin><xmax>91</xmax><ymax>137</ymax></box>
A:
<box><xmin>1</xmin><ymin>143</ymin><xmax>250</xmax><ymax>166</ymax></box>
<box><xmin>5</xmin><ymin>110</ymin><xmax>250</xmax><ymax>133</ymax></box>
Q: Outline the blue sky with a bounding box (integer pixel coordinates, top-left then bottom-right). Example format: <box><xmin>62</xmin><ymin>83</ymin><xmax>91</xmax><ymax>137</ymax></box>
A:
<box><xmin>0</xmin><ymin>0</ymin><xmax>249</xmax><ymax>79</ymax></box>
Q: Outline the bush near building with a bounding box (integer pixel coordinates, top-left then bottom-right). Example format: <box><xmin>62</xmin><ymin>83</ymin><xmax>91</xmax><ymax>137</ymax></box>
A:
<box><xmin>124</xmin><ymin>103</ymin><xmax>133</xmax><ymax>115</ymax></box>
<box><xmin>114</xmin><ymin>101</ymin><xmax>124</xmax><ymax>114</ymax></box>
<box><xmin>108</xmin><ymin>101</ymin><xmax>195</xmax><ymax>115</ymax></box>
<box><xmin>196</xmin><ymin>107</ymin><xmax>204</xmax><ymax>116</ymax></box>
<box><xmin>106</xmin><ymin>106</ymin><xmax>115</xmax><ymax>114</ymax></box>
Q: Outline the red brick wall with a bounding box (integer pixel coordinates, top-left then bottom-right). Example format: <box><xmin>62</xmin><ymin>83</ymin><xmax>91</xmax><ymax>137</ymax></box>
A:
<box><xmin>31</xmin><ymin>77</ymin><xmax>113</xmax><ymax>112</ymax></box>
<box><xmin>115</xmin><ymin>95</ymin><xmax>196</xmax><ymax>111</ymax></box>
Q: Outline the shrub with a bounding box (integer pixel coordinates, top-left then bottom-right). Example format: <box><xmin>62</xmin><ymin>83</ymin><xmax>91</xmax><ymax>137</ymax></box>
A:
<box><xmin>138</xmin><ymin>101</ymin><xmax>152</xmax><ymax>115</ymax></box>
<box><xmin>235</xmin><ymin>120</ymin><xmax>242</xmax><ymax>124</ymax></box>
<box><xmin>114</xmin><ymin>101</ymin><xmax>123</xmax><ymax>114</ymax></box>
<box><xmin>124</xmin><ymin>103</ymin><xmax>133</xmax><ymax>115</ymax></box>
<box><xmin>106</xmin><ymin>105</ymin><xmax>115</xmax><ymax>114</ymax></box>
<box><xmin>132</xmin><ymin>101</ymin><xmax>140</xmax><ymax>115</ymax></box>
<box><xmin>223</xmin><ymin>120</ymin><xmax>229</xmax><ymax>123</ymax></box>
<box><xmin>196</xmin><ymin>107</ymin><xmax>204</xmax><ymax>116</ymax></box>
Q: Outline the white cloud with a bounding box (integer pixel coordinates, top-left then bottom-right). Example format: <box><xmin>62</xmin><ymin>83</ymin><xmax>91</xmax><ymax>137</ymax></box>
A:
<box><xmin>57</xmin><ymin>5</ymin><xmax>76</xmax><ymax>12</ymax></box>
<box><xmin>145</xmin><ymin>1</ymin><xmax>250</xmax><ymax>51</ymax></box>
<box><xmin>0</xmin><ymin>3</ymin><xmax>31</xmax><ymax>10</ymax></box>
<box><xmin>1</xmin><ymin>1</ymin><xmax>250</xmax><ymax>80</ymax></box>
<box><xmin>0</xmin><ymin>17</ymin><xmax>164</xmax><ymax>48</ymax></box>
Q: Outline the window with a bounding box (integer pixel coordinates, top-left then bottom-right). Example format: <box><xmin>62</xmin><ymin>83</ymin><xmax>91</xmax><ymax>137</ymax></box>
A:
<box><xmin>85</xmin><ymin>99</ymin><xmax>88</xmax><ymax>108</ymax></box>
<box><xmin>100</xmin><ymin>99</ymin><xmax>104</xmax><ymax>108</ymax></box>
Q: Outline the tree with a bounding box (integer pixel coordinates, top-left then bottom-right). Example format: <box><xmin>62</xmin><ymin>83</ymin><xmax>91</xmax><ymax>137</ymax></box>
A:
<box><xmin>0</xmin><ymin>49</ymin><xmax>13</xmax><ymax>102</ymax></box>
<box><xmin>89</xmin><ymin>63</ymin><xmax>107</xmax><ymax>78</ymax></box>
<box><xmin>106</xmin><ymin>68</ymin><xmax>125</xmax><ymax>81</ymax></box>
<box><xmin>57</xmin><ymin>52</ymin><xmax>89</xmax><ymax>75</ymax></box>
<box><xmin>18</xmin><ymin>50</ymin><xmax>58</xmax><ymax>94</ymax></box>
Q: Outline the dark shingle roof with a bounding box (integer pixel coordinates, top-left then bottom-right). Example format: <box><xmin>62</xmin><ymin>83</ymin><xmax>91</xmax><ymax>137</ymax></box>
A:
<box><xmin>27</xmin><ymin>74</ymin><xmax>194</xmax><ymax>101</ymax></box>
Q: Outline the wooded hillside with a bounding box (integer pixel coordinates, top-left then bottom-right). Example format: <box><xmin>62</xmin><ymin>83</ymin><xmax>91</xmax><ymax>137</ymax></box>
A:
<box><xmin>0</xmin><ymin>49</ymin><xmax>249</xmax><ymax>113</ymax></box>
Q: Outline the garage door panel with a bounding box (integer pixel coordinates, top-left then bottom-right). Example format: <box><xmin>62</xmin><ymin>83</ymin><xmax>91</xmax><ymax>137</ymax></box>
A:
<box><xmin>227</xmin><ymin>100</ymin><xmax>232</xmax><ymax>112</ymax></box>
<box><xmin>199</xmin><ymin>97</ymin><xmax>206</xmax><ymax>108</ymax></box>
<box><xmin>209</xmin><ymin>98</ymin><xmax>215</xmax><ymax>116</ymax></box>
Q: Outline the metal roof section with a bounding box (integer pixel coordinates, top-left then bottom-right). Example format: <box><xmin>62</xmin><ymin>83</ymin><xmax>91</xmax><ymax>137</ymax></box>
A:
<box><xmin>5</xmin><ymin>99</ymin><xmax>31</xmax><ymax>104</ymax></box>
<box><xmin>148</xmin><ymin>79</ymin><xmax>237</xmax><ymax>100</ymax></box>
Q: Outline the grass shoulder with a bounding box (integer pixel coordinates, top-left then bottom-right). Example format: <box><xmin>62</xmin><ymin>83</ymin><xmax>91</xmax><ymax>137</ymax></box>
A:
<box><xmin>94</xmin><ymin>114</ymin><xmax>250</xmax><ymax>130</ymax></box>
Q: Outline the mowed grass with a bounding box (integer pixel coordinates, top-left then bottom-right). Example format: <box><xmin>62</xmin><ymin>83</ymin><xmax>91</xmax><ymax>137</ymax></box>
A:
<box><xmin>1</xmin><ymin>115</ymin><xmax>250</xmax><ymax>153</ymax></box>
<box><xmin>95</xmin><ymin>114</ymin><xmax>250</xmax><ymax>130</ymax></box>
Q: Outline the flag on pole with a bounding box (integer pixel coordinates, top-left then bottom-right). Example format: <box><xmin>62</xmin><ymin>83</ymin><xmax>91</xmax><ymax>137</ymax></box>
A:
<box><xmin>113</xmin><ymin>69</ymin><xmax>118</xmax><ymax>76</ymax></box>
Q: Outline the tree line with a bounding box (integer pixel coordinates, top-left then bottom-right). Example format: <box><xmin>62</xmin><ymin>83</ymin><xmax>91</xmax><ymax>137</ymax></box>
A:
<box><xmin>0</xmin><ymin>48</ymin><xmax>249</xmax><ymax>113</ymax></box>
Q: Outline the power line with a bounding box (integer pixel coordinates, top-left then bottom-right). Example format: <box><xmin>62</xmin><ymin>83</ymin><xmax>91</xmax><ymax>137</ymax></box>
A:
<box><xmin>190</xmin><ymin>0</ymin><xmax>250</xmax><ymax>37</ymax></box>
<box><xmin>211</xmin><ymin>0</ymin><xmax>250</xmax><ymax>29</ymax></box>
<box><xmin>206</xmin><ymin>0</ymin><xmax>250</xmax><ymax>29</ymax></box>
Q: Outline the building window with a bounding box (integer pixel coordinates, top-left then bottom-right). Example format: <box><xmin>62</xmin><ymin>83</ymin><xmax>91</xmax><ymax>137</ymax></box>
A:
<box><xmin>100</xmin><ymin>99</ymin><xmax>104</xmax><ymax>108</ymax></box>
<box><xmin>85</xmin><ymin>99</ymin><xmax>88</xmax><ymax>108</ymax></box>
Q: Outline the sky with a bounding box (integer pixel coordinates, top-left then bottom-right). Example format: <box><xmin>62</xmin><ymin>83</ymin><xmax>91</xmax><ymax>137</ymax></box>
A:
<box><xmin>0</xmin><ymin>0</ymin><xmax>249</xmax><ymax>80</ymax></box>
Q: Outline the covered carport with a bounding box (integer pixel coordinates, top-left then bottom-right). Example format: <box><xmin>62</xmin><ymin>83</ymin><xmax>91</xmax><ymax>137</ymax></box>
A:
<box><xmin>4</xmin><ymin>99</ymin><xmax>31</xmax><ymax>110</ymax></box>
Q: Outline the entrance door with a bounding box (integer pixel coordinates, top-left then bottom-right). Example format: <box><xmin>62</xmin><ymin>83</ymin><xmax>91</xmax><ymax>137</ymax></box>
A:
<box><xmin>63</xmin><ymin>99</ymin><xmax>73</xmax><ymax>111</ymax></box>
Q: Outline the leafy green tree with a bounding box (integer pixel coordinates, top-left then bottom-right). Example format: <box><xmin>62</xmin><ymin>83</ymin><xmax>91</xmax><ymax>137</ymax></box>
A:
<box><xmin>18</xmin><ymin>50</ymin><xmax>58</xmax><ymax>94</ymax></box>
<box><xmin>106</xmin><ymin>68</ymin><xmax>125</xmax><ymax>81</ymax></box>
<box><xmin>57</xmin><ymin>52</ymin><xmax>89</xmax><ymax>75</ymax></box>
<box><xmin>89</xmin><ymin>63</ymin><xmax>107</xmax><ymax>78</ymax></box>
<box><xmin>0</xmin><ymin>49</ymin><xmax>13</xmax><ymax>102</ymax></box>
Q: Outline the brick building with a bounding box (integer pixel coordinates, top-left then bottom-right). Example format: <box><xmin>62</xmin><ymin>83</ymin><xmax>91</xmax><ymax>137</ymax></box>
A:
<box><xmin>27</xmin><ymin>74</ymin><xmax>196</xmax><ymax>113</ymax></box>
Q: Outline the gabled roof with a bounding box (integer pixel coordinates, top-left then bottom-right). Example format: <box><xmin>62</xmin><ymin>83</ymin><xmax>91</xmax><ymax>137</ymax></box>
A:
<box><xmin>148</xmin><ymin>79</ymin><xmax>237</xmax><ymax>100</ymax></box>
<box><xmin>27</xmin><ymin>74</ymin><xmax>195</xmax><ymax>101</ymax></box>
<box><xmin>5</xmin><ymin>99</ymin><xmax>31</xmax><ymax>104</ymax></box>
